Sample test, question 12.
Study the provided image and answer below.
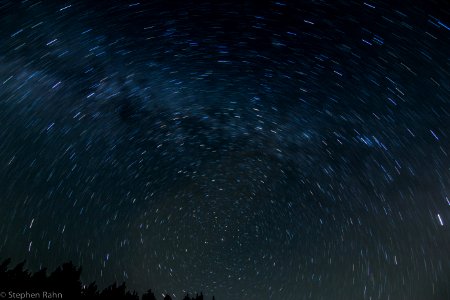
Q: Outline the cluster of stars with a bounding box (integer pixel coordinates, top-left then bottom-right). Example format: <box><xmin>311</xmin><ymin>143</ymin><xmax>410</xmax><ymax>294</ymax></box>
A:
<box><xmin>0</xmin><ymin>1</ymin><xmax>449</xmax><ymax>299</ymax></box>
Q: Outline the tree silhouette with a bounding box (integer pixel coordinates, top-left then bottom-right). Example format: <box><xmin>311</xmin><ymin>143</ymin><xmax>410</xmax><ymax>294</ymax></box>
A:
<box><xmin>48</xmin><ymin>262</ymin><xmax>82</xmax><ymax>296</ymax></box>
<box><xmin>82</xmin><ymin>281</ymin><xmax>99</xmax><ymax>298</ymax></box>
<box><xmin>183</xmin><ymin>293</ymin><xmax>192</xmax><ymax>300</ymax></box>
<box><xmin>30</xmin><ymin>267</ymin><xmax>48</xmax><ymax>291</ymax></box>
<box><xmin>0</xmin><ymin>258</ymin><xmax>214</xmax><ymax>300</ymax></box>
<box><xmin>163</xmin><ymin>294</ymin><xmax>173</xmax><ymax>300</ymax></box>
<box><xmin>188</xmin><ymin>292</ymin><xmax>204</xmax><ymax>300</ymax></box>
<box><xmin>99</xmin><ymin>282</ymin><xmax>138</xmax><ymax>299</ymax></box>
<box><xmin>142</xmin><ymin>289</ymin><xmax>157</xmax><ymax>300</ymax></box>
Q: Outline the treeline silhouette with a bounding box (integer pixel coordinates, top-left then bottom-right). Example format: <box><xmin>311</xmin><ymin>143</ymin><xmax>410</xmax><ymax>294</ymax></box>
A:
<box><xmin>0</xmin><ymin>258</ymin><xmax>214</xmax><ymax>300</ymax></box>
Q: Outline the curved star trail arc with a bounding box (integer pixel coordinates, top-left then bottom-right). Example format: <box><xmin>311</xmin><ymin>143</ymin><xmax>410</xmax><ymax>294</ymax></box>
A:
<box><xmin>0</xmin><ymin>0</ymin><xmax>449</xmax><ymax>299</ymax></box>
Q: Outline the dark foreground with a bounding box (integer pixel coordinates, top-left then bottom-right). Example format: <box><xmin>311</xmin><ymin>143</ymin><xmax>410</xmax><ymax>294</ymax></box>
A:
<box><xmin>0</xmin><ymin>258</ymin><xmax>212</xmax><ymax>300</ymax></box>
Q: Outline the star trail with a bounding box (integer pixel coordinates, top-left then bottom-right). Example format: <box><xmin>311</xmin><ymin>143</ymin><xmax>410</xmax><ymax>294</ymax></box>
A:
<box><xmin>0</xmin><ymin>0</ymin><xmax>449</xmax><ymax>299</ymax></box>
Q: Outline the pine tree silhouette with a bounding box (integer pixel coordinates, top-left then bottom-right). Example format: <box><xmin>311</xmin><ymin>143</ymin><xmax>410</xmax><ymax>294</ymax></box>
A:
<box><xmin>142</xmin><ymin>289</ymin><xmax>157</xmax><ymax>300</ymax></box>
<box><xmin>99</xmin><ymin>282</ymin><xmax>138</xmax><ymax>299</ymax></box>
<box><xmin>0</xmin><ymin>258</ymin><xmax>11</xmax><ymax>285</ymax></box>
<box><xmin>82</xmin><ymin>281</ymin><xmax>99</xmax><ymax>298</ymax></box>
<box><xmin>183</xmin><ymin>293</ymin><xmax>192</xmax><ymax>300</ymax></box>
<box><xmin>30</xmin><ymin>267</ymin><xmax>48</xmax><ymax>291</ymax></box>
<box><xmin>0</xmin><ymin>258</ymin><xmax>215</xmax><ymax>300</ymax></box>
<box><xmin>192</xmin><ymin>292</ymin><xmax>204</xmax><ymax>300</ymax></box>
<box><xmin>163</xmin><ymin>294</ymin><xmax>173</xmax><ymax>300</ymax></box>
<box><xmin>48</xmin><ymin>261</ymin><xmax>82</xmax><ymax>296</ymax></box>
<box><xmin>6</xmin><ymin>260</ymin><xmax>30</xmax><ymax>291</ymax></box>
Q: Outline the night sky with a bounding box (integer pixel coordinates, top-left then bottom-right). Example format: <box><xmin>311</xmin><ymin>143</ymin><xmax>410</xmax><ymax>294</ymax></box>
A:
<box><xmin>0</xmin><ymin>0</ymin><xmax>449</xmax><ymax>299</ymax></box>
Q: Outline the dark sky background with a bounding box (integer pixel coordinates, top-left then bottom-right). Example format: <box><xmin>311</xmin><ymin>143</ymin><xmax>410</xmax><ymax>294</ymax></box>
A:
<box><xmin>0</xmin><ymin>0</ymin><xmax>449</xmax><ymax>299</ymax></box>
